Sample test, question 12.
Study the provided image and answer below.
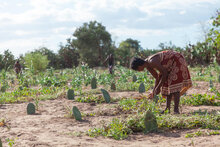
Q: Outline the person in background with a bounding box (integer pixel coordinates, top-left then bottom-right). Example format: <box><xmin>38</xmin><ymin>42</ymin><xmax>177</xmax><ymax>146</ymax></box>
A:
<box><xmin>104</xmin><ymin>54</ymin><xmax>114</xmax><ymax>74</ymax></box>
<box><xmin>130</xmin><ymin>50</ymin><xmax>192</xmax><ymax>114</ymax></box>
<box><xmin>14</xmin><ymin>60</ymin><xmax>22</xmax><ymax>76</ymax></box>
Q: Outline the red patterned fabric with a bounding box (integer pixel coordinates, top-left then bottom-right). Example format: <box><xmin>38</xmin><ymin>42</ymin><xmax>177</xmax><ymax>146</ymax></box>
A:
<box><xmin>159</xmin><ymin>50</ymin><xmax>192</xmax><ymax>96</ymax></box>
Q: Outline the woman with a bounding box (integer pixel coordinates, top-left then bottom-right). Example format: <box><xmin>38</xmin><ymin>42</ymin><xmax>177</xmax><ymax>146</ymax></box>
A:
<box><xmin>130</xmin><ymin>50</ymin><xmax>192</xmax><ymax>114</ymax></box>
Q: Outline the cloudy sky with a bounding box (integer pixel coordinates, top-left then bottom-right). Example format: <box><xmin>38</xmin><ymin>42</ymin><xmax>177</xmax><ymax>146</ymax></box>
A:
<box><xmin>0</xmin><ymin>0</ymin><xmax>219</xmax><ymax>57</ymax></box>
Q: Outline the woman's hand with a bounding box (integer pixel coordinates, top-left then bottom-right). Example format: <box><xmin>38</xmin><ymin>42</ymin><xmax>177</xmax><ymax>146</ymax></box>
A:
<box><xmin>148</xmin><ymin>93</ymin><xmax>154</xmax><ymax>99</ymax></box>
<box><xmin>155</xmin><ymin>87</ymin><xmax>161</xmax><ymax>95</ymax></box>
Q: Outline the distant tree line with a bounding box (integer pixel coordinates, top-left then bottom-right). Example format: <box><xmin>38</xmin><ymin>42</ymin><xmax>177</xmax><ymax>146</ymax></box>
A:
<box><xmin>0</xmin><ymin>9</ymin><xmax>219</xmax><ymax>72</ymax></box>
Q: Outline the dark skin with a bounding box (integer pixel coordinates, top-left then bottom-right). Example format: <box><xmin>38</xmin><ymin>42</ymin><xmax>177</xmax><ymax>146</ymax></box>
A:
<box><xmin>136</xmin><ymin>54</ymin><xmax>180</xmax><ymax>114</ymax></box>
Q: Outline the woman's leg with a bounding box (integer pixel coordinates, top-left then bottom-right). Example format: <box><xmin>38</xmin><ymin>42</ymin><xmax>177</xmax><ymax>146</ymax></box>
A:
<box><xmin>161</xmin><ymin>94</ymin><xmax>172</xmax><ymax>113</ymax></box>
<box><xmin>173</xmin><ymin>92</ymin><xmax>180</xmax><ymax>114</ymax></box>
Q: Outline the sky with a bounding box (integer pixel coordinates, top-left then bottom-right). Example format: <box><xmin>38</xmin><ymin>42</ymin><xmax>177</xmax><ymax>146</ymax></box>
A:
<box><xmin>0</xmin><ymin>0</ymin><xmax>219</xmax><ymax>57</ymax></box>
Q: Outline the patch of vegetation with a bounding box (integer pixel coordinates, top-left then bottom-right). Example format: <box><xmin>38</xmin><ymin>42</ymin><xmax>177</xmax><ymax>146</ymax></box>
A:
<box><xmin>185</xmin><ymin>130</ymin><xmax>220</xmax><ymax>138</ymax></box>
<box><xmin>88</xmin><ymin>118</ymin><xmax>132</xmax><ymax>140</ymax></box>
<box><xmin>118</xmin><ymin>98</ymin><xmax>138</xmax><ymax>111</ymax></box>
<box><xmin>87</xmin><ymin>100</ymin><xmax>220</xmax><ymax>140</ymax></box>
<box><xmin>181</xmin><ymin>94</ymin><xmax>220</xmax><ymax>106</ymax></box>
<box><xmin>76</xmin><ymin>95</ymin><xmax>105</xmax><ymax>103</ymax></box>
<box><xmin>0</xmin><ymin>87</ymin><xmax>63</xmax><ymax>104</ymax></box>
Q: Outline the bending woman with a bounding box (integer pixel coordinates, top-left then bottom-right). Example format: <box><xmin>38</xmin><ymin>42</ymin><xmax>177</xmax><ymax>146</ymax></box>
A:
<box><xmin>130</xmin><ymin>50</ymin><xmax>192</xmax><ymax>114</ymax></box>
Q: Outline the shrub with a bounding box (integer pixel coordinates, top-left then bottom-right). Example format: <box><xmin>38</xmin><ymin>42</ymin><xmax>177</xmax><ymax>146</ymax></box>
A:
<box><xmin>24</xmin><ymin>52</ymin><xmax>49</xmax><ymax>73</ymax></box>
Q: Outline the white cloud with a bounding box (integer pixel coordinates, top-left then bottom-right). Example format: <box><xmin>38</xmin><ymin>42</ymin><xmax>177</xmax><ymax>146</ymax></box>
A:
<box><xmin>180</xmin><ymin>10</ymin><xmax>186</xmax><ymax>15</ymax></box>
<box><xmin>0</xmin><ymin>0</ymin><xmax>219</xmax><ymax>55</ymax></box>
<box><xmin>52</xmin><ymin>27</ymin><xmax>76</xmax><ymax>34</ymax></box>
<box><xmin>0</xmin><ymin>2</ymin><xmax>7</xmax><ymax>8</ymax></box>
<box><xmin>55</xmin><ymin>8</ymin><xmax>95</xmax><ymax>22</ymax></box>
<box><xmin>110</xmin><ymin>27</ymin><xmax>168</xmax><ymax>37</ymax></box>
<box><xmin>14</xmin><ymin>30</ymin><xmax>32</xmax><ymax>36</ymax></box>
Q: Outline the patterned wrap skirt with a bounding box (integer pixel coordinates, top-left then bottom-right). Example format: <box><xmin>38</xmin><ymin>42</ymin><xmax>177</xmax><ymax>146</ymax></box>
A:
<box><xmin>159</xmin><ymin>50</ymin><xmax>192</xmax><ymax>96</ymax></box>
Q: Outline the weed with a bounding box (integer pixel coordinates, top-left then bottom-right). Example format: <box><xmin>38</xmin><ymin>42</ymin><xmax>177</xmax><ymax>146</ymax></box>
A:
<box><xmin>88</xmin><ymin>118</ymin><xmax>132</xmax><ymax>140</ymax></box>
<box><xmin>64</xmin><ymin>105</ymin><xmax>73</xmax><ymax>118</ymax></box>
<box><xmin>6</xmin><ymin>138</ymin><xmax>16</xmax><ymax>147</ymax></box>
<box><xmin>185</xmin><ymin>130</ymin><xmax>220</xmax><ymax>138</ymax></box>
<box><xmin>181</xmin><ymin>94</ymin><xmax>220</xmax><ymax>106</ymax></box>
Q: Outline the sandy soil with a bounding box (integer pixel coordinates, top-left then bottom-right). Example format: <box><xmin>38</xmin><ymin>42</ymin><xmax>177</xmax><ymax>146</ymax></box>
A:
<box><xmin>0</xmin><ymin>81</ymin><xmax>220</xmax><ymax>147</ymax></box>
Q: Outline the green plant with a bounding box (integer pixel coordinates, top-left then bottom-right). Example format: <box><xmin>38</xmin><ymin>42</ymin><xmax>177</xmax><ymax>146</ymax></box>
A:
<box><xmin>209</xmin><ymin>80</ymin><xmax>213</xmax><ymax>88</ymax></box>
<box><xmin>144</xmin><ymin>110</ymin><xmax>158</xmax><ymax>134</ymax></box>
<box><xmin>157</xmin><ymin>114</ymin><xmax>220</xmax><ymax>130</ymax></box>
<box><xmin>101</xmin><ymin>89</ymin><xmax>111</xmax><ymax>103</ymax></box>
<box><xmin>139</xmin><ymin>83</ymin><xmax>145</xmax><ymax>93</ymax></box>
<box><xmin>34</xmin><ymin>97</ymin><xmax>40</xmax><ymax>110</ymax></box>
<box><xmin>210</xmin><ymin>87</ymin><xmax>220</xmax><ymax>99</ymax></box>
<box><xmin>27</xmin><ymin>103</ymin><xmax>35</xmax><ymax>115</ymax></box>
<box><xmin>67</xmin><ymin>89</ymin><xmax>74</xmax><ymax>100</ymax></box>
<box><xmin>91</xmin><ymin>77</ymin><xmax>97</xmax><ymax>89</ymax></box>
<box><xmin>6</xmin><ymin>138</ymin><xmax>16</xmax><ymax>147</ymax></box>
<box><xmin>185</xmin><ymin>130</ymin><xmax>220</xmax><ymax>138</ymax></box>
<box><xmin>76</xmin><ymin>94</ymin><xmax>105</xmax><ymax>103</ymax></box>
<box><xmin>119</xmin><ymin>98</ymin><xmax>138</xmax><ymax>111</ymax></box>
<box><xmin>24</xmin><ymin>52</ymin><xmax>49</xmax><ymax>74</ymax></box>
<box><xmin>72</xmin><ymin>106</ymin><xmax>82</xmax><ymax>121</ymax></box>
<box><xmin>132</xmin><ymin>75</ymin><xmax>137</xmax><ymax>82</ymax></box>
<box><xmin>88</xmin><ymin>118</ymin><xmax>132</xmax><ymax>140</ymax></box>
<box><xmin>181</xmin><ymin>94</ymin><xmax>219</xmax><ymax>106</ymax></box>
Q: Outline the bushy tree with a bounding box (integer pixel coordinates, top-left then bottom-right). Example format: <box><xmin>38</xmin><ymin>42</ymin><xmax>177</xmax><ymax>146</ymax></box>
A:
<box><xmin>73</xmin><ymin>21</ymin><xmax>112</xmax><ymax>67</ymax></box>
<box><xmin>0</xmin><ymin>49</ymin><xmax>15</xmax><ymax>71</ymax></box>
<box><xmin>115</xmin><ymin>39</ymin><xmax>141</xmax><ymax>67</ymax></box>
<box><xmin>24</xmin><ymin>52</ymin><xmax>49</xmax><ymax>73</ymax></box>
<box><xmin>207</xmin><ymin>9</ymin><xmax>220</xmax><ymax>65</ymax></box>
<box><xmin>58</xmin><ymin>43</ymin><xmax>79</xmax><ymax>68</ymax></box>
<box><xmin>34</xmin><ymin>47</ymin><xmax>58</xmax><ymax>68</ymax></box>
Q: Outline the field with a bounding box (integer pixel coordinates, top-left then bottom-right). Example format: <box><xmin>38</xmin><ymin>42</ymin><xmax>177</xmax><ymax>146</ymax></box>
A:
<box><xmin>0</xmin><ymin>65</ymin><xmax>220</xmax><ymax>147</ymax></box>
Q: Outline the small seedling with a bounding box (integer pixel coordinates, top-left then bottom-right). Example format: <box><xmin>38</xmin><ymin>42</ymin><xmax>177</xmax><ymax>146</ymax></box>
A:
<box><xmin>0</xmin><ymin>85</ymin><xmax>7</xmax><ymax>92</ymax></box>
<box><xmin>19</xmin><ymin>86</ymin><xmax>23</xmax><ymax>90</ymax></box>
<box><xmin>153</xmin><ymin>95</ymin><xmax>159</xmax><ymax>103</ymax></box>
<box><xmin>101</xmin><ymin>89</ymin><xmax>111</xmax><ymax>103</ymax></box>
<box><xmin>72</xmin><ymin>106</ymin><xmax>82</xmax><ymax>121</ymax></box>
<box><xmin>91</xmin><ymin>77</ymin><xmax>97</xmax><ymax>89</ymax></box>
<box><xmin>34</xmin><ymin>97</ymin><xmax>40</xmax><ymax>110</ymax></box>
<box><xmin>139</xmin><ymin>83</ymin><xmax>145</xmax><ymax>93</ymax></box>
<box><xmin>27</xmin><ymin>103</ymin><xmax>35</xmax><ymax>115</ymax></box>
<box><xmin>209</xmin><ymin>80</ymin><xmax>213</xmax><ymax>88</ymax></box>
<box><xmin>132</xmin><ymin>75</ymin><xmax>137</xmax><ymax>82</ymax></box>
<box><xmin>67</xmin><ymin>89</ymin><xmax>75</xmax><ymax>100</ymax></box>
<box><xmin>6</xmin><ymin>138</ymin><xmax>15</xmax><ymax>147</ymax></box>
<box><xmin>144</xmin><ymin>110</ymin><xmax>158</xmax><ymax>134</ymax></box>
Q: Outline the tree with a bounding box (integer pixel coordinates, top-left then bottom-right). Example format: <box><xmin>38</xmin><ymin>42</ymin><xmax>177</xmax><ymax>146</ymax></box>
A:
<box><xmin>0</xmin><ymin>49</ymin><xmax>15</xmax><ymax>71</ymax></box>
<box><xmin>34</xmin><ymin>47</ymin><xmax>58</xmax><ymax>68</ymax></box>
<box><xmin>58</xmin><ymin>43</ymin><xmax>79</xmax><ymax>68</ymax></box>
<box><xmin>73</xmin><ymin>21</ymin><xmax>112</xmax><ymax>67</ymax></box>
<box><xmin>115</xmin><ymin>39</ymin><xmax>141</xmax><ymax>67</ymax></box>
<box><xmin>207</xmin><ymin>9</ymin><xmax>220</xmax><ymax>65</ymax></box>
<box><xmin>24</xmin><ymin>52</ymin><xmax>49</xmax><ymax>73</ymax></box>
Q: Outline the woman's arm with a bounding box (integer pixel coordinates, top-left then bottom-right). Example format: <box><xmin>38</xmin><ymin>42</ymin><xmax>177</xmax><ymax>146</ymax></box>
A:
<box><xmin>154</xmin><ymin>73</ymin><xmax>162</xmax><ymax>94</ymax></box>
<box><xmin>147</xmin><ymin>55</ymin><xmax>168</xmax><ymax>97</ymax></box>
<box><xmin>145</xmin><ymin>67</ymin><xmax>161</xmax><ymax>98</ymax></box>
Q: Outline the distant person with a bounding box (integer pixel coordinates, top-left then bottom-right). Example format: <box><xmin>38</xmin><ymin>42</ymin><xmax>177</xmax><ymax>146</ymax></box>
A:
<box><xmin>130</xmin><ymin>50</ymin><xmax>192</xmax><ymax>114</ymax></box>
<box><xmin>14</xmin><ymin>60</ymin><xmax>22</xmax><ymax>76</ymax></box>
<box><xmin>104</xmin><ymin>54</ymin><xmax>114</xmax><ymax>74</ymax></box>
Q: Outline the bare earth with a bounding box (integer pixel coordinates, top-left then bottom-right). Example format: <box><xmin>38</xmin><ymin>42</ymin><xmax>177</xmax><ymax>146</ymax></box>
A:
<box><xmin>0</xmin><ymin>81</ymin><xmax>220</xmax><ymax>147</ymax></box>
